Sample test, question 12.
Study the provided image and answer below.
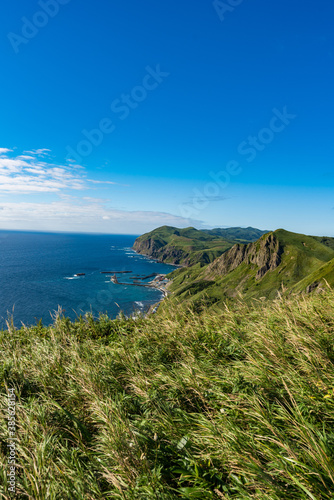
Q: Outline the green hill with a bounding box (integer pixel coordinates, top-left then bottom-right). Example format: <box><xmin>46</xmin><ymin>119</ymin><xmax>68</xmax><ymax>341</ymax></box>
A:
<box><xmin>167</xmin><ymin>229</ymin><xmax>334</xmax><ymax>309</ymax></box>
<box><xmin>291</xmin><ymin>256</ymin><xmax>334</xmax><ymax>293</ymax></box>
<box><xmin>133</xmin><ymin>226</ymin><xmax>237</xmax><ymax>266</ymax></box>
<box><xmin>132</xmin><ymin>225</ymin><xmax>268</xmax><ymax>266</ymax></box>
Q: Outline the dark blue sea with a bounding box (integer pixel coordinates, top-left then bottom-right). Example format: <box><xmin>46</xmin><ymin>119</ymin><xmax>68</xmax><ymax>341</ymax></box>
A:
<box><xmin>0</xmin><ymin>231</ymin><xmax>176</xmax><ymax>329</ymax></box>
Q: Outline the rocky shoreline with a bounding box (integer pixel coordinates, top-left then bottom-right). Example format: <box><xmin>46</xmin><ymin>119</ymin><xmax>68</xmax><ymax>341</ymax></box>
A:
<box><xmin>130</xmin><ymin>249</ymin><xmax>175</xmax><ymax>315</ymax></box>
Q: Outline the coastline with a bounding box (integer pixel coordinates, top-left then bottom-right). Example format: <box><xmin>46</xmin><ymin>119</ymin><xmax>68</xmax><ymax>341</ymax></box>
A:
<box><xmin>131</xmin><ymin>248</ymin><xmax>178</xmax><ymax>315</ymax></box>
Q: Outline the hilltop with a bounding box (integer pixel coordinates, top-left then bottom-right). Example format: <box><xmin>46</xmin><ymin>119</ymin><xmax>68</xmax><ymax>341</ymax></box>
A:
<box><xmin>133</xmin><ymin>225</ymin><xmax>268</xmax><ymax>266</ymax></box>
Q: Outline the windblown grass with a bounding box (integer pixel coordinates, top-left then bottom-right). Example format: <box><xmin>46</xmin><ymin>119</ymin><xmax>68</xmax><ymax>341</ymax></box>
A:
<box><xmin>0</xmin><ymin>292</ymin><xmax>334</xmax><ymax>498</ymax></box>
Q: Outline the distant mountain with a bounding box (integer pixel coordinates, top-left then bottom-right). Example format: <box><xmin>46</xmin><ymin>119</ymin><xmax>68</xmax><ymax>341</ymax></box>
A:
<box><xmin>202</xmin><ymin>226</ymin><xmax>269</xmax><ymax>242</ymax></box>
<box><xmin>167</xmin><ymin>229</ymin><xmax>334</xmax><ymax>309</ymax></box>
<box><xmin>132</xmin><ymin>225</ymin><xmax>268</xmax><ymax>266</ymax></box>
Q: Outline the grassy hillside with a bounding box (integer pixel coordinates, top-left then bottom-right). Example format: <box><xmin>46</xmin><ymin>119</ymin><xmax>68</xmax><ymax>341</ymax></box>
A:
<box><xmin>1</xmin><ymin>293</ymin><xmax>334</xmax><ymax>498</ymax></box>
<box><xmin>291</xmin><ymin>257</ymin><xmax>334</xmax><ymax>294</ymax></box>
<box><xmin>132</xmin><ymin>226</ymin><xmax>267</xmax><ymax>266</ymax></box>
<box><xmin>313</xmin><ymin>236</ymin><xmax>334</xmax><ymax>251</ymax></box>
<box><xmin>168</xmin><ymin>229</ymin><xmax>334</xmax><ymax>309</ymax></box>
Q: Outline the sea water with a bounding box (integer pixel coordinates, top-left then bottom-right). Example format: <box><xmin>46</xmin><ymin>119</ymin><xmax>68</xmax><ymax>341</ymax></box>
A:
<box><xmin>0</xmin><ymin>231</ymin><xmax>176</xmax><ymax>329</ymax></box>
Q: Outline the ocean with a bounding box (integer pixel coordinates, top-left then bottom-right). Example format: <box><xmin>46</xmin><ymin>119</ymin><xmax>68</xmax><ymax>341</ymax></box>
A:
<box><xmin>0</xmin><ymin>231</ymin><xmax>176</xmax><ymax>329</ymax></box>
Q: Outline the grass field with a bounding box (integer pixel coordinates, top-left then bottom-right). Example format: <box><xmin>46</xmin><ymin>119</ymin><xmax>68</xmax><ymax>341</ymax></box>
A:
<box><xmin>1</xmin><ymin>290</ymin><xmax>334</xmax><ymax>498</ymax></box>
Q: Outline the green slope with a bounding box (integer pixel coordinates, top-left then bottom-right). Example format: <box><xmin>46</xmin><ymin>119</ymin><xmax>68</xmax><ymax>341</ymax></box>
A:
<box><xmin>167</xmin><ymin>229</ymin><xmax>334</xmax><ymax>309</ymax></box>
<box><xmin>133</xmin><ymin>225</ymin><xmax>238</xmax><ymax>266</ymax></box>
<box><xmin>291</xmin><ymin>256</ymin><xmax>334</xmax><ymax>293</ymax></box>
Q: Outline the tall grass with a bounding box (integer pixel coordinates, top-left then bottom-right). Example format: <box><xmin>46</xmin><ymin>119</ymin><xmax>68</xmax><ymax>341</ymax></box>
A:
<box><xmin>0</xmin><ymin>292</ymin><xmax>334</xmax><ymax>498</ymax></box>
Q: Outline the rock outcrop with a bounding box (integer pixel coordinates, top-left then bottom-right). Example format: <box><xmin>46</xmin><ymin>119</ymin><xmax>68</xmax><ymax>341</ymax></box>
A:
<box><xmin>204</xmin><ymin>233</ymin><xmax>283</xmax><ymax>280</ymax></box>
<box><xmin>132</xmin><ymin>226</ymin><xmax>259</xmax><ymax>266</ymax></box>
<box><xmin>133</xmin><ymin>237</ymin><xmax>166</xmax><ymax>258</ymax></box>
<box><xmin>133</xmin><ymin>237</ymin><xmax>186</xmax><ymax>264</ymax></box>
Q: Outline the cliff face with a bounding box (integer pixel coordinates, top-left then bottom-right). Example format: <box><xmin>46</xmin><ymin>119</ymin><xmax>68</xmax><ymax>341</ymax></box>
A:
<box><xmin>133</xmin><ymin>237</ymin><xmax>186</xmax><ymax>265</ymax></box>
<box><xmin>133</xmin><ymin>232</ymin><xmax>283</xmax><ymax>276</ymax></box>
<box><xmin>132</xmin><ymin>230</ymin><xmax>236</xmax><ymax>266</ymax></box>
<box><xmin>133</xmin><ymin>237</ymin><xmax>165</xmax><ymax>258</ymax></box>
<box><xmin>204</xmin><ymin>233</ymin><xmax>283</xmax><ymax>280</ymax></box>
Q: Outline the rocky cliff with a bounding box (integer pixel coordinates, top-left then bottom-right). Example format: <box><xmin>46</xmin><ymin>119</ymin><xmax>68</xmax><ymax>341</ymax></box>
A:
<box><xmin>204</xmin><ymin>233</ymin><xmax>283</xmax><ymax>280</ymax></box>
<box><xmin>133</xmin><ymin>236</ymin><xmax>166</xmax><ymax>259</ymax></box>
<box><xmin>133</xmin><ymin>237</ymin><xmax>186</xmax><ymax>265</ymax></box>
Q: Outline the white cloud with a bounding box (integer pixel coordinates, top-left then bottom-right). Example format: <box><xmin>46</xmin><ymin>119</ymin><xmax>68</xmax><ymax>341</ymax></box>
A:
<box><xmin>0</xmin><ymin>148</ymin><xmax>13</xmax><ymax>155</ymax></box>
<box><xmin>0</xmin><ymin>147</ymin><xmax>204</xmax><ymax>234</ymax></box>
<box><xmin>0</xmin><ymin>149</ymin><xmax>87</xmax><ymax>194</ymax></box>
<box><xmin>24</xmin><ymin>148</ymin><xmax>51</xmax><ymax>157</ymax></box>
<box><xmin>0</xmin><ymin>199</ymin><xmax>203</xmax><ymax>233</ymax></box>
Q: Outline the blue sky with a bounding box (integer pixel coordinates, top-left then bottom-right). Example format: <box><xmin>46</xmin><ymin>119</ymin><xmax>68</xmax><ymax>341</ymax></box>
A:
<box><xmin>1</xmin><ymin>0</ymin><xmax>333</xmax><ymax>235</ymax></box>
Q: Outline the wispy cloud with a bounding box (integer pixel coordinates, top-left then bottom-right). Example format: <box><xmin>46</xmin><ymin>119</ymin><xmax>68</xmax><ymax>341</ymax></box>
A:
<box><xmin>0</xmin><ymin>199</ymin><xmax>202</xmax><ymax>233</ymax></box>
<box><xmin>0</xmin><ymin>148</ymin><xmax>13</xmax><ymax>155</ymax></box>
<box><xmin>0</xmin><ymin>148</ymin><xmax>87</xmax><ymax>194</ymax></box>
<box><xmin>24</xmin><ymin>148</ymin><xmax>52</xmax><ymax>157</ymax></box>
<box><xmin>184</xmin><ymin>195</ymin><xmax>229</xmax><ymax>203</ymax></box>
<box><xmin>17</xmin><ymin>155</ymin><xmax>35</xmax><ymax>160</ymax></box>
<box><xmin>0</xmin><ymin>147</ymin><xmax>203</xmax><ymax>233</ymax></box>
<box><xmin>87</xmin><ymin>179</ymin><xmax>117</xmax><ymax>185</ymax></box>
